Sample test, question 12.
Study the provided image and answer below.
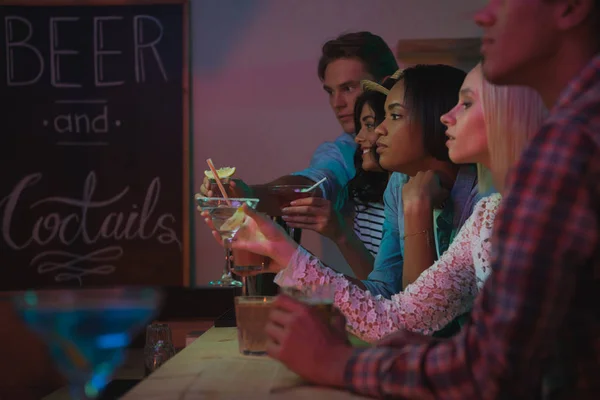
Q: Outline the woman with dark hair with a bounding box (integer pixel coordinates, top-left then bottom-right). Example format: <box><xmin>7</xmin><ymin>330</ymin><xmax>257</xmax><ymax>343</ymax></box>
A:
<box><xmin>203</xmin><ymin>65</ymin><xmax>486</xmax><ymax>331</ymax></box>
<box><xmin>280</xmin><ymin>78</ymin><xmax>396</xmax><ymax>280</ymax></box>
<box><xmin>281</xmin><ymin>66</ymin><xmax>482</xmax><ymax>300</ymax></box>
<box><xmin>347</xmin><ymin>88</ymin><xmax>390</xmax><ymax>257</ymax></box>
<box><xmin>365</xmin><ymin>65</ymin><xmax>483</xmax><ymax>299</ymax></box>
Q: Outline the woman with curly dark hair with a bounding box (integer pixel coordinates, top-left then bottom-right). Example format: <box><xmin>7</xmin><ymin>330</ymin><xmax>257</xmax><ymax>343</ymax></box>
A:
<box><xmin>280</xmin><ymin>77</ymin><xmax>396</xmax><ymax>280</ymax></box>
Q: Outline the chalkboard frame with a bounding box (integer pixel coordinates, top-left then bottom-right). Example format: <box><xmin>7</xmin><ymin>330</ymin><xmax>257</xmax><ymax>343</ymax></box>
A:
<box><xmin>0</xmin><ymin>0</ymin><xmax>192</xmax><ymax>287</ymax></box>
<box><xmin>0</xmin><ymin>0</ymin><xmax>188</xmax><ymax>5</ymax></box>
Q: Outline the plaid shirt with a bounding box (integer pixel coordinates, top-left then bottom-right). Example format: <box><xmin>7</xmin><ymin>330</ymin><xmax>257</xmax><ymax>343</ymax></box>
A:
<box><xmin>343</xmin><ymin>54</ymin><xmax>600</xmax><ymax>399</ymax></box>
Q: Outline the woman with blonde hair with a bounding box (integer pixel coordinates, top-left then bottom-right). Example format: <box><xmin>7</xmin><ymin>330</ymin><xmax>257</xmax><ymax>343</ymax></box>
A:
<box><xmin>206</xmin><ymin>64</ymin><xmax>547</xmax><ymax>342</ymax></box>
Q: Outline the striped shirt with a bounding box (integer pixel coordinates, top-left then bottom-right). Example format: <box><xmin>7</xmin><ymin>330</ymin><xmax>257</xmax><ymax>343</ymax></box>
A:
<box><xmin>353</xmin><ymin>202</ymin><xmax>385</xmax><ymax>256</ymax></box>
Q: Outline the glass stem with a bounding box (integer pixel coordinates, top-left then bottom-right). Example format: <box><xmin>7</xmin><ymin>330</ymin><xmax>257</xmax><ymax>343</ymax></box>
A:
<box><xmin>222</xmin><ymin>240</ymin><xmax>233</xmax><ymax>281</ymax></box>
<box><xmin>241</xmin><ymin>276</ymin><xmax>249</xmax><ymax>296</ymax></box>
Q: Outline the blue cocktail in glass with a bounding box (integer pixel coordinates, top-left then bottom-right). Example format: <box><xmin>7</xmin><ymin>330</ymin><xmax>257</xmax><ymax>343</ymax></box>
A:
<box><xmin>12</xmin><ymin>287</ymin><xmax>162</xmax><ymax>399</ymax></box>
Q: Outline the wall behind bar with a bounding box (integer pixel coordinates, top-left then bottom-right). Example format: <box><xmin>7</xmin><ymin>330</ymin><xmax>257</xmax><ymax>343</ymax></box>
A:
<box><xmin>190</xmin><ymin>0</ymin><xmax>484</xmax><ymax>285</ymax></box>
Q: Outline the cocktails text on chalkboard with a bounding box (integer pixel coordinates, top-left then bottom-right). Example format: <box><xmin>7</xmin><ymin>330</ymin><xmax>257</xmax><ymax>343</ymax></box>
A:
<box><xmin>0</xmin><ymin>2</ymin><xmax>190</xmax><ymax>290</ymax></box>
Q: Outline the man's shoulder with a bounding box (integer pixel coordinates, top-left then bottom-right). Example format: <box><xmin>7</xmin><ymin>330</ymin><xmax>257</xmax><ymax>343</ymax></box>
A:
<box><xmin>543</xmin><ymin>95</ymin><xmax>600</xmax><ymax>152</ymax></box>
<box><xmin>508</xmin><ymin>74</ymin><xmax>600</xmax><ymax>205</ymax></box>
<box><xmin>330</xmin><ymin>132</ymin><xmax>358</xmax><ymax>149</ymax></box>
<box><xmin>312</xmin><ymin>133</ymin><xmax>357</xmax><ymax>153</ymax></box>
<box><xmin>569</xmin><ymin>84</ymin><xmax>600</xmax><ymax>146</ymax></box>
<box><xmin>549</xmin><ymin>55</ymin><xmax>600</xmax><ymax>146</ymax></box>
<box><xmin>332</xmin><ymin>132</ymin><xmax>356</xmax><ymax>143</ymax></box>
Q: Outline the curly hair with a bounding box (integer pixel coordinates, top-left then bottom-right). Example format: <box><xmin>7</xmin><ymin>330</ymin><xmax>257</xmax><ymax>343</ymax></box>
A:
<box><xmin>347</xmin><ymin>77</ymin><xmax>397</xmax><ymax>206</ymax></box>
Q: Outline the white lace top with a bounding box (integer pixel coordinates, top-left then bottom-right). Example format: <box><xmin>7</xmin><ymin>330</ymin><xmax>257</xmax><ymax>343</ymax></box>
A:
<box><xmin>274</xmin><ymin>194</ymin><xmax>501</xmax><ymax>342</ymax></box>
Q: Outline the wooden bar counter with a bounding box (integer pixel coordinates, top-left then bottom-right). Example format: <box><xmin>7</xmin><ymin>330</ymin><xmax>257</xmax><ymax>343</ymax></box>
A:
<box><xmin>121</xmin><ymin>327</ymin><xmax>369</xmax><ymax>399</ymax></box>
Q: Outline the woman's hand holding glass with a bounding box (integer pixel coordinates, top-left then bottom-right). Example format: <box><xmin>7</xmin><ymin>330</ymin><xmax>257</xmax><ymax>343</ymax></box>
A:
<box><xmin>199</xmin><ymin>176</ymin><xmax>254</xmax><ymax>198</ymax></box>
<box><xmin>280</xmin><ymin>197</ymin><xmax>348</xmax><ymax>242</ymax></box>
<box><xmin>201</xmin><ymin>204</ymin><xmax>299</xmax><ymax>276</ymax></box>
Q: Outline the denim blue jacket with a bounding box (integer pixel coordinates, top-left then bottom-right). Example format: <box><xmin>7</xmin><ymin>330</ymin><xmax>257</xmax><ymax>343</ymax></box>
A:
<box><xmin>291</xmin><ymin>133</ymin><xmax>357</xmax><ymax>210</ymax></box>
<box><xmin>362</xmin><ymin>165</ymin><xmax>485</xmax><ymax>299</ymax></box>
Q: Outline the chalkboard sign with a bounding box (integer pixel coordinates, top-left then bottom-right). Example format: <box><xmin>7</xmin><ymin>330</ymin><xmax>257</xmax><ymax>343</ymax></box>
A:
<box><xmin>0</xmin><ymin>0</ymin><xmax>190</xmax><ymax>290</ymax></box>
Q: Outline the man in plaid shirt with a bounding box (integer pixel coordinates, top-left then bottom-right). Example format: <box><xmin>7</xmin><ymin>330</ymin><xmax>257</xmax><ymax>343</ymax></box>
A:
<box><xmin>264</xmin><ymin>1</ymin><xmax>600</xmax><ymax>398</ymax></box>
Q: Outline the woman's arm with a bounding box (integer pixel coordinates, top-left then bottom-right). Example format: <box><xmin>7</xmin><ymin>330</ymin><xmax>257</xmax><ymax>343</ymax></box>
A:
<box><xmin>225</xmin><ymin>204</ymin><xmax>367</xmax><ymax>290</ymax></box>
<box><xmin>401</xmin><ymin>171</ymin><xmax>452</xmax><ymax>288</ymax></box>
<box><xmin>332</xmin><ymin>215</ymin><xmax>376</xmax><ymax>280</ymax></box>
<box><xmin>275</xmin><ymin>196</ymin><xmax>498</xmax><ymax>343</ymax></box>
<box><xmin>281</xmin><ymin>197</ymin><xmax>375</xmax><ymax>280</ymax></box>
<box><xmin>401</xmin><ymin>199</ymin><xmax>436</xmax><ymax>288</ymax></box>
<box><xmin>362</xmin><ymin>173</ymin><xmax>406</xmax><ymax>298</ymax></box>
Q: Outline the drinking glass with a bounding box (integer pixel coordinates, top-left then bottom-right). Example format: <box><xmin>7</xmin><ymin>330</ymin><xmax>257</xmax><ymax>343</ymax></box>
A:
<box><xmin>281</xmin><ymin>283</ymin><xmax>335</xmax><ymax>323</ymax></box>
<box><xmin>12</xmin><ymin>287</ymin><xmax>162</xmax><ymax>400</ymax></box>
<box><xmin>267</xmin><ymin>184</ymin><xmax>319</xmax><ymax>240</ymax></box>
<box><xmin>144</xmin><ymin>323</ymin><xmax>176</xmax><ymax>376</ymax></box>
<box><xmin>195</xmin><ymin>196</ymin><xmax>260</xmax><ymax>287</ymax></box>
<box><xmin>234</xmin><ymin>296</ymin><xmax>275</xmax><ymax>356</ymax></box>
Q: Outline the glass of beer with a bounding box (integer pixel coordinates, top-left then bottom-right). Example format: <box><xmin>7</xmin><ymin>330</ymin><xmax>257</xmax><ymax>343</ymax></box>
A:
<box><xmin>234</xmin><ymin>296</ymin><xmax>275</xmax><ymax>356</ymax></box>
<box><xmin>281</xmin><ymin>284</ymin><xmax>335</xmax><ymax>324</ymax></box>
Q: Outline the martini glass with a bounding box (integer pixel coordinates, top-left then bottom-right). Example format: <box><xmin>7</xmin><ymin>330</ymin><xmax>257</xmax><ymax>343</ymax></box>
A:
<box><xmin>267</xmin><ymin>184</ymin><xmax>319</xmax><ymax>241</ymax></box>
<box><xmin>12</xmin><ymin>287</ymin><xmax>162</xmax><ymax>400</ymax></box>
<box><xmin>195</xmin><ymin>196</ymin><xmax>260</xmax><ymax>287</ymax></box>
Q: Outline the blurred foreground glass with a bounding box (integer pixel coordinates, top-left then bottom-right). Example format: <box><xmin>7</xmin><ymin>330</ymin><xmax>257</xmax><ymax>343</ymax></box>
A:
<box><xmin>195</xmin><ymin>196</ymin><xmax>260</xmax><ymax>287</ymax></box>
<box><xmin>12</xmin><ymin>287</ymin><xmax>162</xmax><ymax>400</ymax></box>
<box><xmin>281</xmin><ymin>284</ymin><xmax>335</xmax><ymax>323</ymax></box>
<box><xmin>234</xmin><ymin>296</ymin><xmax>275</xmax><ymax>356</ymax></box>
<box><xmin>144</xmin><ymin>323</ymin><xmax>176</xmax><ymax>376</ymax></box>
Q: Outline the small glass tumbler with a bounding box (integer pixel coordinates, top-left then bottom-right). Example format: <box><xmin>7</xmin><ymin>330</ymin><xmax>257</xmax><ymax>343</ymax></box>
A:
<box><xmin>281</xmin><ymin>284</ymin><xmax>336</xmax><ymax>324</ymax></box>
<box><xmin>144</xmin><ymin>323</ymin><xmax>176</xmax><ymax>376</ymax></box>
<box><xmin>234</xmin><ymin>296</ymin><xmax>275</xmax><ymax>356</ymax></box>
